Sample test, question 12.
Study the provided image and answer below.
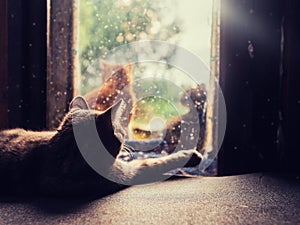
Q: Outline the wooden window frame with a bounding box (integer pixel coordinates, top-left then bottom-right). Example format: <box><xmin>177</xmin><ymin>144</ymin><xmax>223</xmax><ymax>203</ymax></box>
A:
<box><xmin>46</xmin><ymin>0</ymin><xmax>79</xmax><ymax>129</ymax></box>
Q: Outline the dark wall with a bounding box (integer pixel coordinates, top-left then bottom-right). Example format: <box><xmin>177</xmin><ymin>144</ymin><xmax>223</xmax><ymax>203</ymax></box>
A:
<box><xmin>281</xmin><ymin>0</ymin><xmax>300</xmax><ymax>173</ymax></box>
<box><xmin>219</xmin><ymin>0</ymin><xmax>300</xmax><ymax>175</ymax></box>
<box><xmin>0</xmin><ymin>0</ymin><xmax>8</xmax><ymax>130</ymax></box>
<box><xmin>8</xmin><ymin>0</ymin><xmax>47</xmax><ymax>130</ymax></box>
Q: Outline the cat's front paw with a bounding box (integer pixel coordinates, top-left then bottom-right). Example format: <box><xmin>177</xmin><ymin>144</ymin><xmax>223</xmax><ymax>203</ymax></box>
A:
<box><xmin>183</xmin><ymin>150</ymin><xmax>203</xmax><ymax>167</ymax></box>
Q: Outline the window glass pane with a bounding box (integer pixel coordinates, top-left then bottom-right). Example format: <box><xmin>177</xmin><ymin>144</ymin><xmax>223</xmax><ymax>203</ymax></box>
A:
<box><xmin>79</xmin><ymin>0</ymin><xmax>219</xmax><ymax>175</ymax></box>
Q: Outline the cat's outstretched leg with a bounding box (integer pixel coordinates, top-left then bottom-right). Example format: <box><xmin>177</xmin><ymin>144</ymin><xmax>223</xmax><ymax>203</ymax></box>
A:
<box><xmin>114</xmin><ymin>149</ymin><xmax>202</xmax><ymax>185</ymax></box>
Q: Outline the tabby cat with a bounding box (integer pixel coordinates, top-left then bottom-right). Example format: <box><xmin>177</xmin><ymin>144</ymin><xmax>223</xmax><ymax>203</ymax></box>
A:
<box><xmin>84</xmin><ymin>60</ymin><xmax>134</xmax><ymax>136</ymax></box>
<box><xmin>0</xmin><ymin>96</ymin><xmax>201</xmax><ymax>196</ymax></box>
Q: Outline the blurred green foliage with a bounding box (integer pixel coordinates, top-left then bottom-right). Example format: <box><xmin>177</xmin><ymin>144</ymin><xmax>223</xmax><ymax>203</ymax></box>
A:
<box><xmin>79</xmin><ymin>0</ymin><xmax>182</xmax><ymax>94</ymax></box>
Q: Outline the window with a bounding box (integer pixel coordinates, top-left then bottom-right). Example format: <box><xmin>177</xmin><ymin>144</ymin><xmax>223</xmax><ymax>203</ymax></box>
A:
<box><xmin>78</xmin><ymin>0</ymin><xmax>222</xmax><ymax>175</ymax></box>
<box><xmin>2</xmin><ymin>0</ymin><xmax>299</xmax><ymax>176</ymax></box>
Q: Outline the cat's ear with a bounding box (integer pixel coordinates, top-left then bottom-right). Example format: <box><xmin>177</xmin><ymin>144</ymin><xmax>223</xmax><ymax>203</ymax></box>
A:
<box><xmin>124</xmin><ymin>63</ymin><xmax>133</xmax><ymax>76</ymax></box>
<box><xmin>99</xmin><ymin>59</ymin><xmax>119</xmax><ymax>82</ymax></box>
<box><xmin>99</xmin><ymin>58</ymin><xmax>109</xmax><ymax>69</ymax></box>
<box><xmin>180</xmin><ymin>89</ymin><xmax>192</xmax><ymax>106</ymax></box>
<box><xmin>69</xmin><ymin>96</ymin><xmax>89</xmax><ymax>111</ymax></box>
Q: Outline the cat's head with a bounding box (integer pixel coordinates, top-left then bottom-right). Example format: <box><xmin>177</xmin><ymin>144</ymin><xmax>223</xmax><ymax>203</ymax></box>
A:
<box><xmin>41</xmin><ymin>97</ymin><xmax>125</xmax><ymax>195</ymax></box>
<box><xmin>180</xmin><ymin>84</ymin><xmax>207</xmax><ymax>113</ymax></box>
<box><xmin>56</xmin><ymin>96</ymin><xmax>123</xmax><ymax>158</ymax></box>
<box><xmin>94</xmin><ymin>60</ymin><xmax>134</xmax><ymax>112</ymax></box>
<box><xmin>99</xmin><ymin>59</ymin><xmax>133</xmax><ymax>84</ymax></box>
